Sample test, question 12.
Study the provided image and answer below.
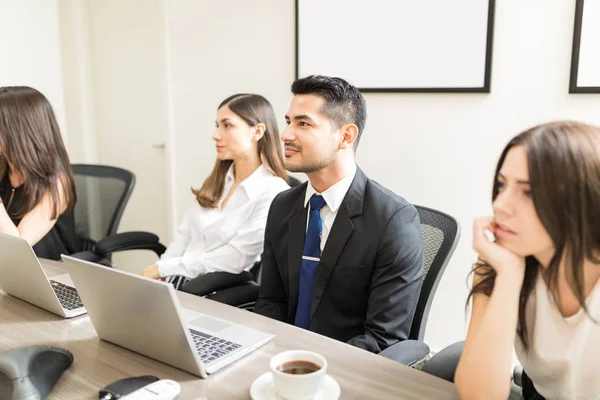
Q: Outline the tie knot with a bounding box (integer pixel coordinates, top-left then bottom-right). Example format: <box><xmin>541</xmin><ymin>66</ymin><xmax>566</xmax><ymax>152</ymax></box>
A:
<box><xmin>309</xmin><ymin>194</ymin><xmax>327</xmax><ymax>211</ymax></box>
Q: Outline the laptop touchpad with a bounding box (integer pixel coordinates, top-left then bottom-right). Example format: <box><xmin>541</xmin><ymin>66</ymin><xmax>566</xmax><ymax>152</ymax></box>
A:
<box><xmin>188</xmin><ymin>315</ymin><xmax>232</xmax><ymax>333</ymax></box>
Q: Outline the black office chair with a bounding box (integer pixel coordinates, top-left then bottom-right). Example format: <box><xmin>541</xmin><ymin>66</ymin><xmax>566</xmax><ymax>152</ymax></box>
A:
<box><xmin>69</xmin><ymin>164</ymin><xmax>166</xmax><ymax>264</ymax></box>
<box><xmin>381</xmin><ymin>207</ymin><xmax>527</xmax><ymax>397</ymax></box>
<box><xmin>407</xmin><ymin>340</ymin><xmax>526</xmax><ymax>396</ymax></box>
<box><xmin>378</xmin><ymin>205</ymin><xmax>460</xmax><ymax>366</ymax></box>
<box><xmin>404</xmin><ymin>341</ymin><xmax>526</xmax><ymax>398</ymax></box>
<box><xmin>180</xmin><ymin>175</ymin><xmax>304</xmax><ymax>308</ymax></box>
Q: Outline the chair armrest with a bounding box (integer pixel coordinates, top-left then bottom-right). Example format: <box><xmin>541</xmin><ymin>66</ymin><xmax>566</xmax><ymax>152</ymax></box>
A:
<box><xmin>420</xmin><ymin>341</ymin><xmax>464</xmax><ymax>382</ymax></box>
<box><xmin>69</xmin><ymin>250</ymin><xmax>103</xmax><ymax>263</ymax></box>
<box><xmin>68</xmin><ymin>251</ymin><xmax>112</xmax><ymax>267</ymax></box>
<box><xmin>95</xmin><ymin>232</ymin><xmax>167</xmax><ymax>257</ymax></box>
<box><xmin>180</xmin><ymin>271</ymin><xmax>254</xmax><ymax>296</ymax></box>
<box><xmin>513</xmin><ymin>365</ymin><xmax>523</xmax><ymax>387</ymax></box>
<box><xmin>206</xmin><ymin>282</ymin><xmax>259</xmax><ymax>308</ymax></box>
<box><xmin>378</xmin><ymin>340</ymin><xmax>431</xmax><ymax>366</ymax></box>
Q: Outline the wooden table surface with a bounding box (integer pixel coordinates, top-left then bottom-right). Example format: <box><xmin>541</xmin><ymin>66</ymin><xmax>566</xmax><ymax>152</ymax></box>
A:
<box><xmin>0</xmin><ymin>260</ymin><xmax>459</xmax><ymax>399</ymax></box>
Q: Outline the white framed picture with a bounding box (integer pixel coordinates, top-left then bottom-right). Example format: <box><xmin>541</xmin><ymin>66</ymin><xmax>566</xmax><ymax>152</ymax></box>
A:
<box><xmin>296</xmin><ymin>0</ymin><xmax>496</xmax><ymax>93</ymax></box>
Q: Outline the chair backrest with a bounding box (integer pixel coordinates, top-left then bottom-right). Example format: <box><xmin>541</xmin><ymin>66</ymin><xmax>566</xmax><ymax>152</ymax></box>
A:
<box><xmin>71</xmin><ymin>164</ymin><xmax>135</xmax><ymax>246</ymax></box>
<box><xmin>410</xmin><ymin>205</ymin><xmax>460</xmax><ymax>341</ymax></box>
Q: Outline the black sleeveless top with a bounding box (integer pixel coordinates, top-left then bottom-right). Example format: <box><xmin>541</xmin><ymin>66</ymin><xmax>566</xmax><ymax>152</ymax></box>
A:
<box><xmin>0</xmin><ymin>174</ymin><xmax>78</xmax><ymax>260</ymax></box>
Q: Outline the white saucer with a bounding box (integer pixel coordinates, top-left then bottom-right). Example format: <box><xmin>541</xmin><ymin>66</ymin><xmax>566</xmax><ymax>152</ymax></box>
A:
<box><xmin>250</xmin><ymin>372</ymin><xmax>341</xmax><ymax>400</ymax></box>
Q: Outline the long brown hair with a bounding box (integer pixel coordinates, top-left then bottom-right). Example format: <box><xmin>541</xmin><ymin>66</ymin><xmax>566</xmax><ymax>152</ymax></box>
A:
<box><xmin>193</xmin><ymin>94</ymin><xmax>287</xmax><ymax>208</ymax></box>
<box><xmin>468</xmin><ymin>121</ymin><xmax>600</xmax><ymax>349</ymax></box>
<box><xmin>0</xmin><ymin>86</ymin><xmax>76</xmax><ymax>219</ymax></box>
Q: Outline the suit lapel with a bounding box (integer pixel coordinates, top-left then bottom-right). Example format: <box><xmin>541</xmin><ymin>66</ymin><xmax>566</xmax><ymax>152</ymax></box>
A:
<box><xmin>309</xmin><ymin>168</ymin><xmax>367</xmax><ymax>321</ymax></box>
<box><xmin>288</xmin><ymin>191</ymin><xmax>307</xmax><ymax>314</ymax></box>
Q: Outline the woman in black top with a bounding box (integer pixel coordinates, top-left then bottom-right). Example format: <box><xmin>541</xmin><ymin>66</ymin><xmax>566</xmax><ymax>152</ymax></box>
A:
<box><xmin>0</xmin><ymin>86</ymin><xmax>77</xmax><ymax>260</ymax></box>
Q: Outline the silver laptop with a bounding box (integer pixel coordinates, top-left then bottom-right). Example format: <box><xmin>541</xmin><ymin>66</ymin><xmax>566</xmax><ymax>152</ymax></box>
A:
<box><xmin>60</xmin><ymin>255</ymin><xmax>274</xmax><ymax>377</ymax></box>
<box><xmin>0</xmin><ymin>233</ymin><xmax>86</xmax><ymax>318</ymax></box>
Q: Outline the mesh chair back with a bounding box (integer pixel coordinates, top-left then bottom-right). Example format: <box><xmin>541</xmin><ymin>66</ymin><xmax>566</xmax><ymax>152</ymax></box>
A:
<box><xmin>71</xmin><ymin>165</ymin><xmax>135</xmax><ymax>250</ymax></box>
<box><xmin>410</xmin><ymin>205</ymin><xmax>460</xmax><ymax>341</ymax></box>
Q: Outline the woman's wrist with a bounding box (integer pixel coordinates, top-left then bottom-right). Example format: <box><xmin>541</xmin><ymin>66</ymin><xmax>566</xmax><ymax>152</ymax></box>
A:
<box><xmin>494</xmin><ymin>270</ymin><xmax>525</xmax><ymax>294</ymax></box>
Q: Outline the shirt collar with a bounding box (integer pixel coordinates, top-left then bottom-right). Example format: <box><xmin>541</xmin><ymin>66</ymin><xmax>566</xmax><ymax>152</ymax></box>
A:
<box><xmin>304</xmin><ymin>163</ymin><xmax>357</xmax><ymax>213</ymax></box>
<box><xmin>227</xmin><ymin>164</ymin><xmax>275</xmax><ymax>201</ymax></box>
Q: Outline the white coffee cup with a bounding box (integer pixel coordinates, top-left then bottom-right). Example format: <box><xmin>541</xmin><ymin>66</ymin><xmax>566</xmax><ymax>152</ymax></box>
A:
<box><xmin>269</xmin><ymin>350</ymin><xmax>327</xmax><ymax>400</ymax></box>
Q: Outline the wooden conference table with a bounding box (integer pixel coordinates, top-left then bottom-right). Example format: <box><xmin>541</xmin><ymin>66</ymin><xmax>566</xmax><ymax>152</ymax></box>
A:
<box><xmin>0</xmin><ymin>260</ymin><xmax>459</xmax><ymax>399</ymax></box>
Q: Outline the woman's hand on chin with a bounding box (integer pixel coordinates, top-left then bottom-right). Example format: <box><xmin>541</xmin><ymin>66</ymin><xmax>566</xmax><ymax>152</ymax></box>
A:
<box><xmin>473</xmin><ymin>216</ymin><xmax>526</xmax><ymax>281</ymax></box>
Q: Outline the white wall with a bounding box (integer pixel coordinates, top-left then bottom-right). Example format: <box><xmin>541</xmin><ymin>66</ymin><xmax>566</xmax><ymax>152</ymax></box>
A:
<box><xmin>360</xmin><ymin>0</ymin><xmax>600</xmax><ymax>351</ymax></box>
<box><xmin>0</xmin><ymin>0</ymin><xmax>67</xmax><ymax>141</ymax></box>
<box><xmin>57</xmin><ymin>0</ymin><xmax>98</xmax><ymax>163</ymax></box>
<box><xmin>167</xmin><ymin>0</ymin><xmax>296</xmax><ymax>219</ymax></box>
<box><xmin>166</xmin><ymin>0</ymin><xmax>600</xmax><ymax>351</ymax></box>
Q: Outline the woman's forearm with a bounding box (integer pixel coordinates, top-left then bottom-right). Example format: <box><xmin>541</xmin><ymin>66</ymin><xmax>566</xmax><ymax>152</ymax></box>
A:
<box><xmin>456</xmin><ymin>274</ymin><xmax>522</xmax><ymax>400</ymax></box>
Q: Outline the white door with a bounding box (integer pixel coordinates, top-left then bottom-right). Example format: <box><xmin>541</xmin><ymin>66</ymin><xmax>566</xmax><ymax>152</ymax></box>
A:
<box><xmin>86</xmin><ymin>0</ymin><xmax>171</xmax><ymax>272</ymax></box>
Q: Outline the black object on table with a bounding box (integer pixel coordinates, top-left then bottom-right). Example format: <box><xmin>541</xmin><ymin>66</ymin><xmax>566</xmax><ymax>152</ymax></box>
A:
<box><xmin>0</xmin><ymin>345</ymin><xmax>73</xmax><ymax>400</ymax></box>
<box><xmin>98</xmin><ymin>375</ymin><xmax>160</xmax><ymax>400</ymax></box>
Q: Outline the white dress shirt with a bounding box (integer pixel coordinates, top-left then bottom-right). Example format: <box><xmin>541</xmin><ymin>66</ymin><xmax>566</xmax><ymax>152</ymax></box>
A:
<box><xmin>303</xmin><ymin>163</ymin><xmax>357</xmax><ymax>250</ymax></box>
<box><xmin>157</xmin><ymin>165</ymin><xmax>289</xmax><ymax>279</ymax></box>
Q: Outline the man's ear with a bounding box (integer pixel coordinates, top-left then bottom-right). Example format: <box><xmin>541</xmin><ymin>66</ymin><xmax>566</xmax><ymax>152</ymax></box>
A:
<box><xmin>339</xmin><ymin>124</ymin><xmax>358</xmax><ymax>150</ymax></box>
<box><xmin>253</xmin><ymin>123</ymin><xmax>266</xmax><ymax>141</ymax></box>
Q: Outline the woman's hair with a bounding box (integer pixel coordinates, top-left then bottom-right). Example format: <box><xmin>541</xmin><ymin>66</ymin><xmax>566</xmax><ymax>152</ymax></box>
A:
<box><xmin>468</xmin><ymin>121</ymin><xmax>600</xmax><ymax>349</ymax></box>
<box><xmin>193</xmin><ymin>94</ymin><xmax>287</xmax><ymax>208</ymax></box>
<box><xmin>0</xmin><ymin>86</ymin><xmax>76</xmax><ymax>219</ymax></box>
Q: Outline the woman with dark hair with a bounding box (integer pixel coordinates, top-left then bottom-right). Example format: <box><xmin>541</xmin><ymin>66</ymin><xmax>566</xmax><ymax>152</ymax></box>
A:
<box><xmin>141</xmin><ymin>94</ymin><xmax>289</xmax><ymax>288</ymax></box>
<box><xmin>455</xmin><ymin>121</ymin><xmax>600</xmax><ymax>400</ymax></box>
<box><xmin>0</xmin><ymin>86</ymin><xmax>77</xmax><ymax>260</ymax></box>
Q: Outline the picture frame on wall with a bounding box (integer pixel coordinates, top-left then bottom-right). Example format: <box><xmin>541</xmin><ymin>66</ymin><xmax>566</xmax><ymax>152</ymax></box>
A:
<box><xmin>296</xmin><ymin>0</ymin><xmax>496</xmax><ymax>93</ymax></box>
<box><xmin>570</xmin><ymin>0</ymin><xmax>600</xmax><ymax>93</ymax></box>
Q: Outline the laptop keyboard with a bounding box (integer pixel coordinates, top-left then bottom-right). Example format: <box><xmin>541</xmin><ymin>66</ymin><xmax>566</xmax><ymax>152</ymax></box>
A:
<box><xmin>50</xmin><ymin>280</ymin><xmax>84</xmax><ymax>310</ymax></box>
<box><xmin>189</xmin><ymin>329</ymin><xmax>241</xmax><ymax>364</ymax></box>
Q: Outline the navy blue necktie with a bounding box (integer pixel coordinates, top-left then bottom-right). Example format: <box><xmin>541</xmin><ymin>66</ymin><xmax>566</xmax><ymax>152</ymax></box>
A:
<box><xmin>294</xmin><ymin>194</ymin><xmax>327</xmax><ymax>329</ymax></box>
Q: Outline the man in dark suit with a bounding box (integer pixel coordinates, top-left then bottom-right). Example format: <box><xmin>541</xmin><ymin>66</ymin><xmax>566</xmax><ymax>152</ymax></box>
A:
<box><xmin>254</xmin><ymin>75</ymin><xmax>423</xmax><ymax>353</ymax></box>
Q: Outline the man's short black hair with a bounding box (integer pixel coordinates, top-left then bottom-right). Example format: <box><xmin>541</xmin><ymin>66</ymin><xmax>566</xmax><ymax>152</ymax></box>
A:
<box><xmin>291</xmin><ymin>75</ymin><xmax>367</xmax><ymax>149</ymax></box>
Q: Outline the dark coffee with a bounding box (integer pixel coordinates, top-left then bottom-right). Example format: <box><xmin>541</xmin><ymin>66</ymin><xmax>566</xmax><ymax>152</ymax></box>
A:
<box><xmin>276</xmin><ymin>360</ymin><xmax>321</xmax><ymax>375</ymax></box>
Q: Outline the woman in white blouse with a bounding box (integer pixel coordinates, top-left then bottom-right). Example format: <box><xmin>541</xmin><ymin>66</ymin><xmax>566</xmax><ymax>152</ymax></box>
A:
<box><xmin>455</xmin><ymin>121</ymin><xmax>600</xmax><ymax>400</ymax></box>
<box><xmin>141</xmin><ymin>94</ymin><xmax>289</xmax><ymax>286</ymax></box>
